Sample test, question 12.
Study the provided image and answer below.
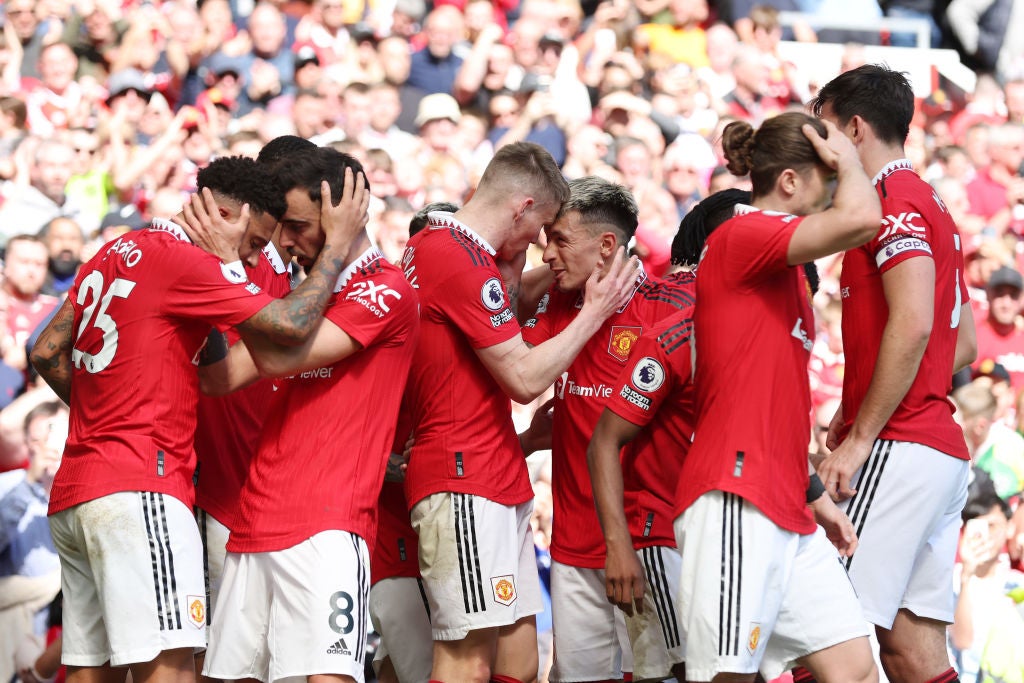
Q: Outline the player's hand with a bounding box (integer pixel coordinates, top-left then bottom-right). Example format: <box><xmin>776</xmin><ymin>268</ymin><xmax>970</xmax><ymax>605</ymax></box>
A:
<box><xmin>181</xmin><ymin>187</ymin><xmax>249</xmax><ymax>262</ymax></box>
<box><xmin>321</xmin><ymin>169</ymin><xmax>370</xmax><ymax>250</ymax></box>
<box><xmin>604</xmin><ymin>540</ymin><xmax>645</xmax><ymax>616</ymax></box>
<box><xmin>384</xmin><ymin>451</ymin><xmax>408</xmax><ymax>482</ymax></box>
<box><xmin>802</xmin><ymin>119</ymin><xmax>857</xmax><ymax>171</ymax></box>
<box><xmin>816</xmin><ymin>435</ymin><xmax>872</xmax><ymax>502</ymax></box>
<box><xmin>582</xmin><ymin>247</ymin><xmax>640</xmax><ymax>322</ymax></box>
<box><xmin>809</xmin><ymin>492</ymin><xmax>858</xmax><ymax>558</ymax></box>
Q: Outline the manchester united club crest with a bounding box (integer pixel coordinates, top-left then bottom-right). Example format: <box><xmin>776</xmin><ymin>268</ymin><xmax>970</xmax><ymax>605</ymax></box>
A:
<box><xmin>747</xmin><ymin>623</ymin><xmax>761</xmax><ymax>654</ymax></box>
<box><xmin>608</xmin><ymin>326</ymin><xmax>641</xmax><ymax>362</ymax></box>
<box><xmin>491</xmin><ymin>575</ymin><xmax>517</xmax><ymax>606</ymax></box>
<box><xmin>187</xmin><ymin>596</ymin><xmax>206</xmax><ymax>629</ymax></box>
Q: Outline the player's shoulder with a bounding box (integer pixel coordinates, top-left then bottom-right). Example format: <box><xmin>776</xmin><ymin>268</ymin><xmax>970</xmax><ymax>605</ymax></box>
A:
<box><xmin>417</xmin><ymin>224</ymin><xmax>493</xmax><ymax>268</ymax></box>
<box><xmin>637</xmin><ymin>274</ymin><xmax>696</xmax><ymax>311</ymax></box>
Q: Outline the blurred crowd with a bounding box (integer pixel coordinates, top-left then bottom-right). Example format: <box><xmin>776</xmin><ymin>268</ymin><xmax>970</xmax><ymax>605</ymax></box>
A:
<box><xmin>1</xmin><ymin>0</ymin><xmax>1024</xmax><ymax>681</ymax></box>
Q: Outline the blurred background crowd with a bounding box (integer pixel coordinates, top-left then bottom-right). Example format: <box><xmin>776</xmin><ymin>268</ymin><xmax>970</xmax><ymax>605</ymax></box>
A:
<box><xmin>0</xmin><ymin>0</ymin><xmax>1023</xmax><ymax>681</ymax></box>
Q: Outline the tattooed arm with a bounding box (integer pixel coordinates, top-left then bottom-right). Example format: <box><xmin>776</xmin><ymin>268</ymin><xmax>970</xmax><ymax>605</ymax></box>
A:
<box><xmin>29</xmin><ymin>299</ymin><xmax>76</xmax><ymax>405</ymax></box>
<box><xmin>237</xmin><ymin>171</ymin><xmax>370</xmax><ymax>346</ymax></box>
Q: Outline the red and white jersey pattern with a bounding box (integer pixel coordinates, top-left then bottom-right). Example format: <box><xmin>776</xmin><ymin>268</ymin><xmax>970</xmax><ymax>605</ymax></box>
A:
<box><xmin>401</xmin><ymin>213</ymin><xmax>534</xmax><ymax>509</ymax></box>
<box><xmin>838</xmin><ymin>160</ymin><xmax>969</xmax><ymax>461</ymax></box>
<box><xmin>523</xmin><ymin>267</ymin><xmax>694</xmax><ymax>568</ymax></box>
<box><xmin>228</xmin><ymin>247</ymin><xmax>418</xmax><ymax>553</ymax></box>
<box><xmin>50</xmin><ymin>220</ymin><xmax>275</xmax><ymax>515</ymax></box>
<box><xmin>605</xmin><ymin>294</ymin><xmax>697</xmax><ymax>549</ymax></box>
<box><xmin>676</xmin><ymin>206</ymin><xmax>817</xmax><ymax>535</ymax></box>
<box><xmin>194</xmin><ymin>244</ymin><xmax>292</xmax><ymax>529</ymax></box>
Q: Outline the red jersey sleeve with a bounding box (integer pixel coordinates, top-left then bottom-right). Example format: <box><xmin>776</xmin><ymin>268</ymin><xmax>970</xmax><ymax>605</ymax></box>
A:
<box><xmin>607</xmin><ymin>321</ymin><xmax>691</xmax><ymax>427</ymax></box>
<box><xmin>436</xmin><ymin>266</ymin><xmax>520</xmax><ymax>349</ymax></box>
<box><xmin>161</xmin><ymin>247</ymin><xmax>274</xmax><ymax>326</ymax></box>
<box><xmin>717</xmin><ymin>212</ymin><xmax>803</xmax><ymax>288</ymax></box>
<box><xmin>872</xmin><ymin>193</ymin><xmax>935</xmax><ymax>274</ymax></box>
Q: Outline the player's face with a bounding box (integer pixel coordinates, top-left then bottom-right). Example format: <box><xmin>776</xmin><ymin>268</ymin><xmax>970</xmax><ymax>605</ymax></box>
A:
<box><xmin>278</xmin><ymin>187</ymin><xmax>326</xmax><ymax>269</ymax></box>
<box><xmin>795</xmin><ymin>165</ymin><xmax>836</xmax><ymax>216</ymax></box>
<box><xmin>238</xmin><ymin>210</ymin><xmax>278</xmax><ymax>268</ymax></box>
<box><xmin>542</xmin><ymin>210</ymin><xmax>606</xmax><ymax>292</ymax></box>
<box><xmin>504</xmin><ymin>199</ymin><xmax>560</xmax><ymax>260</ymax></box>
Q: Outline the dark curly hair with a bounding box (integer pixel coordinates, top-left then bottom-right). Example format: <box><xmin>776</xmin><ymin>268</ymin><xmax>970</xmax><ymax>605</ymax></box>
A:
<box><xmin>256</xmin><ymin>135</ymin><xmax>316</xmax><ymax>164</ymax></box>
<box><xmin>270</xmin><ymin>146</ymin><xmax>369</xmax><ymax>205</ymax></box>
<box><xmin>197</xmin><ymin>156</ymin><xmax>287</xmax><ymax>220</ymax></box>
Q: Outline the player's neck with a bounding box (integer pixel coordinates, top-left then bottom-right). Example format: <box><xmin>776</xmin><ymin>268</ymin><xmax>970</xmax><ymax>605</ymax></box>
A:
<box><xmin>342</xmin><ymin>231</ymin><xmax>372</xmax><ymax>264</ymax></box>
<box><xmin>860</xmin><ymin>141</ymin><xmax>910</xmax><ymax>180</ymax></box>
<box><xmin>451</xmin><ymin>206</ymin><xmax>501</xmax><ymax>250</ymax></box>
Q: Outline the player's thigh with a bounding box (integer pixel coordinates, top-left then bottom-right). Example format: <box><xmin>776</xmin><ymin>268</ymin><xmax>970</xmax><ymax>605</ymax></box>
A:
<box><xmin>626</xmin><ymin>545</ymin><xmax>684</xmax><ymax>682</ymax></box>
<box><xmin>368</xmin><ymin>577</ymin><xmax>432</xmax><ymax>683</ymax></box>
<box><xmin>673</xmin><ymin>491</ymin><xmax>795</xmax><ymax>683</ymax></box>
<box><xmin>268</xmin><ymin>531</ymin><xmax>371</xmax><ymax>683</ymax></box>
<box><xmin>549</xmin><ymin>562</ymin><xmax>630</xmax><ymax>682</ymax></box>
<box><xmin>763</xmin><ymin>528</ymin><xmax>873</xmax><ymax>681</ymax></box>
<box><xmin>51</xmin><ymin>492</ymin><xmax>207</xmax><ymax>668</ymax></box>
<box><xmin>839</xmin><ymin>441</ymin><xmax>969</xmax><ymax>629</ymax></box>
<box><xmin>411</xmin><ymin>493</ymin><xmax>543</xmax><ymax>641</ymax></box>
<box><xmin>202</xmin><ymin>551</ymin><xmax>272</xmax><ymax>682</ymax></box>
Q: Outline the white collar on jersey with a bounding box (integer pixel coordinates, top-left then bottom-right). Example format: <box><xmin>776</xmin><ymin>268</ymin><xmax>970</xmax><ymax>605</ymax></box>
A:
<box><xmin>334</xmin><ymin>244</ymin><xmax>385</xmax><ymax>293</ymax></box>
<box><xmin>574</xmin><ymin>260</ymin><xmax>648</xmax><ymax>312</ymax></box>
<box><xmin>426</xmin><ymin>211</ymin><xmax>497</xmax><ymax>256</ymax></box>
<box><xmin>262</xmin><ymin>242</ymin><xmax>288</xmax><ymax>275</ymax></box>
<box><xmin>149</xmin><ymin>218</ymin><xmax>192</xmax><ymax>243</ymax></box>
<box><xmin>871</xmin><ymin>158</ymin><xmax>915</xmax><ymax>186</ymax></box>
<box><xmin>733</xmin><ymin>203</ymin><xmax>797</xmax><ymax>220</ymax></box>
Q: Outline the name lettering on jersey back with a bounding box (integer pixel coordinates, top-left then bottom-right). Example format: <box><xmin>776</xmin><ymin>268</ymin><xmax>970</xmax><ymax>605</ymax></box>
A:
<box><xmin>346</xmin><ymin>279</ymin><xmax>401</xmax><ymax>318</ymax></box>
<box><xmin>105</xmin><ymin>237</ymin><xmax>143</xmax><ymax>268</ymax></box>
<box><xmin>791</xmin><ymin>317</ymin><xmax>813</xmax><ymax>351</ymax></box>
<box><xmin>401</xmin><ymin>247</ymin><xmax>418</xmax><ymax>289</ymax></box>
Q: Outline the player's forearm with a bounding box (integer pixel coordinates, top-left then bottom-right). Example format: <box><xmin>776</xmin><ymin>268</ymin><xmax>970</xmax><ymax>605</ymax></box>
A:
<box><xmin>198</xmin><ymin>342</ymin><xmax>260</xmax><ymax>395</ymax></box>
<box><xmin>588</xmin><ymin>428</ymin><xmax>632</xmax><ymax>548</ymax></box>
<box><xmin>847</xmin><ymin>316</ymin><xmax>930</xmax><ymax>445</ymax></box>
<box><xmin>512</xmin><ymin>311</ymin><xmax>605</xmax><ymax>402</ymax></box>
<box><xmin>953</xmin><ymin>303</ymin><xmax>977</xmax><ymax>373</ymax></box>
<box><xmin>242</xmin><ymin>244</ymin><xmax>347</xmax><ymax>345</ymax></box>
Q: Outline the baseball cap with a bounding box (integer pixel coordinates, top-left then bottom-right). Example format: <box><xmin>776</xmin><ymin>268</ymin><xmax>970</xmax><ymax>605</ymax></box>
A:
<box><xmin>205</xmin><ymin>53</ymin><xmax>246</xmax><ymax>79</ymax></box>
<box><xmin>973</xmin><ymin>358</ymin><xmax>1012</xmax><ymax>384</ymax></box>
<box><xmin>106</xmin><ymin>68</ymin><xmax>153</xmax><ymax>104</ymax></box>
<box><xmin>99</xmin><ymin>205</ymin><xmax>146</xmax><ymax>232</ymax></box>
<box><xmin>294</xmin><ymin>45</ymin><xmax>321</xmax><ymax>69</ymax></box>
<box><xmin>415</xmin><ymin>93</ymin><xmax>461</xmax><ymax>127</ymax></box>
<box><xmin>987</xmin><ymin>266</ymin><xmax>1023</xmax><ymax>292</ymax></box>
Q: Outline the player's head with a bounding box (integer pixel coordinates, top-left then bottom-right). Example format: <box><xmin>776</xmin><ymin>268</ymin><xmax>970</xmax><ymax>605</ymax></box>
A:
<box><xmin>256</xmin><ymin>134</ymin><xmax>316</xmax><ymax>164</ymax></box>
<box><xmin>409</xmin><ymin>201</ymin><xmax>460</xmax><ymax>237</ymax></box>
<box><xmin>810</xmin><ymin>64</ymin><xmax>914</xmax><ymax>148</ymax></box>
<box><xmin>542</xmin><ymin>176</ymin><xmax>637</xmax><ymax>293</ymax></box>
<box><xmin>722</xmin><ymin>112</ymin><xmax>834</xmax><ymax>216</ymax></box>
<box><xmin>197</xmin><ymin>156</ymin><xmax>287</xmax><ymax>267</ymax></box>
<box><xmin>671</xmin><ymin>188</ymin><xmax>752</xmax><ymax>268</ymax></box>
<box><xmin>272</xmin><ymin>147</ymin><xmax>368</xmax><ymax>269</ymax></box>
<box><xmin>472</xmin><ymin>142</ymin><xmax>570</xmax><ymax>258</ymax></box>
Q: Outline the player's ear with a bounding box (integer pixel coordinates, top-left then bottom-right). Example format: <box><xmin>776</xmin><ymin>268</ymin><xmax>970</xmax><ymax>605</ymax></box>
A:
<box><xmin>778</xmin><ymin>168</ymin><xmax>799</xmax><ymax>197</ymax></box>
<box><xmin>599</xmin><ymin>231</ymin><xmax>618</xmax><ymax>258</ymax></box>
<box><xmin>513</xmin><ymin>197</ymin><xmax>534</xmax><ymax>223</ymax></box>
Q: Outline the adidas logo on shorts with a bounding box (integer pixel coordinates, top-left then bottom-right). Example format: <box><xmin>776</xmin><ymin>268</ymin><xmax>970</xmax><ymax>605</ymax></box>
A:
<box><xmin>326</xmin><ymin>638</ymin><xmax>351</xmax><ymax>656</ymax></box>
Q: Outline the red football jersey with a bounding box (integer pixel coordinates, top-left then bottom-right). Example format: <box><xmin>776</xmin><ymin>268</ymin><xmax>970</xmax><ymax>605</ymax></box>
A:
<box><xmin>523</xmin><ymin>269</ymin><xmax>693</xmax><ymax>568</ymax></box>
<box><xmin>371</xmin><ymin>482</ymin><xmax>421</xmax><ymax>585</ymax></box>
<box><xmin>605</xmin><ymin>296</ymin><xmax>696</xmax><ymax>549</ymax></box>
<box><xmin>227</xmin><ymin>249</ymin><xmax>418</xmax><ymax>552</ymax></box>
<box><xmin>49</xmin><ymin>220</ymin><xmax>275</xmax><ymax>515</ymax></box>
<box><xmin>972</xmin><ymin>315</ymin><xmax>1024</xmax><ymax>391</ymax></box>
<box><xmin>401</xmin><ymin>214</ymin><xmax>534</xmax><ymax>509</ymax></box>
<box><xmin>194</xmin><ymin>244</ymin><xmax>292</xmax><ymax>529</ymax></box>
<box><xmin>837</xmin><ymin>160</ymin><xmax>970</xmax><ymax>461</ymax></box>
<box><xmin>676</xmin><ymin>207</ymin><xmax>817</xmax><ymax>535</ymax></box>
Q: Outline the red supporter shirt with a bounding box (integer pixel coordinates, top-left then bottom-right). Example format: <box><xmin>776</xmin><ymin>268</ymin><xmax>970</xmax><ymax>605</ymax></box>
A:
<box><xmin>523</xmin><ymin>268</ymin><xmax>694</xmax><ymax>568</ymax></box>
<box><xmin>972</xmin><ymin>314</ymin><xmax>1024</xmax><ymax>391</ymax></box>
<box><xmin>838</xmin><ymin>160</ymin><xmax>970</xmax><ymax>461</ymax></box>
<box><xmin>49</xmin><ymin>220</ymin><xmax>275</xmax><ymax>515</ymax></box>
<box><xmin>194</xmin><ymin>244</ymin><xmax>292</xmax><ymax>529</ymax></box>
<box><xmin>676</xmin><ymin>206</ymin><xmax>816</xmax><ymax>534</ymax></box>
<box><xmin>401</xmin><ymin>213</ymin><xmax>534</xmax><ymax>509</ymax></box>
<box><xmin>605</xmin><ymin>289</ymin><xmax>697</xmax><ymax>549</ymax></box>
<box><xmin>228</xmin><ymin>248</ymin><xmax>419</xmax><ymax>552</ymax></box>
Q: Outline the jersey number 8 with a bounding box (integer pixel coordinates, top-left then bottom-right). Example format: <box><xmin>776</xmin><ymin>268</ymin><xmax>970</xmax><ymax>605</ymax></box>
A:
<box><xmin>72</xmin><ymin>271</ymin><xmax>137</xmax><ymax>374</ymax></box>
